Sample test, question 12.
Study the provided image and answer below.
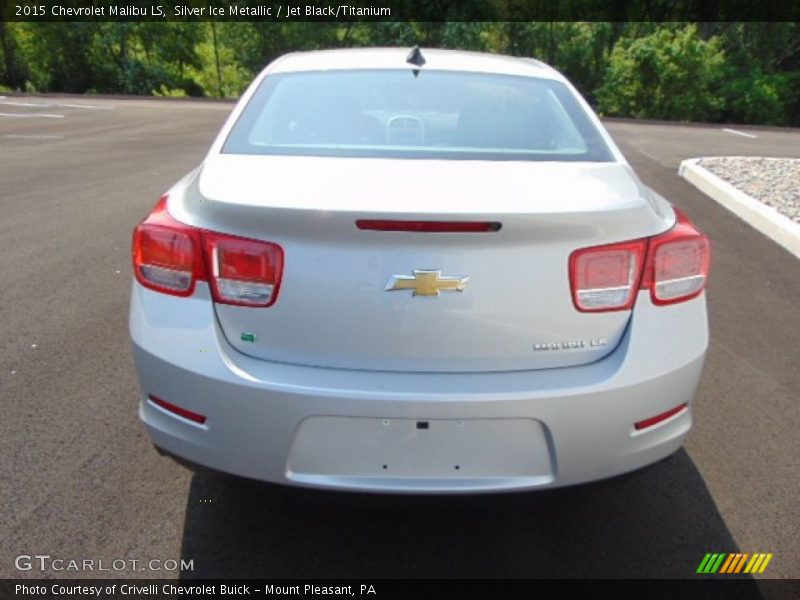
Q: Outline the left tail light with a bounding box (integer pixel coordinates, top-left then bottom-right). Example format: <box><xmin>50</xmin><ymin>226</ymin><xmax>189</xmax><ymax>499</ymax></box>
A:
<box><xmin>204</xmin><ymin>231</ymin><xmax>283</xmax><ymax>307</ymax></box>
<box><xmin>132</xmin><ymin>196</ymin><xmax>284</xmax><ymax>307</ymax></box>
<box><xmin>133</xmin><ymin>196</ymin><xmax>205</xmax><ymax>297</ymax></box>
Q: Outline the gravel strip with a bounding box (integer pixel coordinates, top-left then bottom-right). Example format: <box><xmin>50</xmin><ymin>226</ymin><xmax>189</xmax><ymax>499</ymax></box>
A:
<box><xmin>697</xmin><ymin>157</ymin><xmax>800</xmax><ymax>224</ymax></box>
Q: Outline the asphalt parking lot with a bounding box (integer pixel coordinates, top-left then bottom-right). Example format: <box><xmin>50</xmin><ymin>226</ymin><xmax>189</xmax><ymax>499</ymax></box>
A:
<box><xmin>1</xmin><ymin>97</ymin><xmax>798</xmax><ymax>584</ymax></box>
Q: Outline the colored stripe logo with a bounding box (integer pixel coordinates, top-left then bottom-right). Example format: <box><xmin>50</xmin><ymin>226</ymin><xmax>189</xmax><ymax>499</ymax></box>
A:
<box><xmin>697</xmin><ymin>553</ymin><xmax>773</xmax><ymax>574</ymax></box>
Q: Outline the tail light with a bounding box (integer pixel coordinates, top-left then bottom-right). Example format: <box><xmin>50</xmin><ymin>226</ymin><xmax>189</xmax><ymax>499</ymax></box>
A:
<box><xmin>570</xmin><ymin>208</ymin><xmax>709</xmax><ymax>312</ymax></box>
<box><xmin>204</xmin><ymin>232</ymin><xmax>283</xmax><ymax>307</ymax></box>
<box><xmin>569</xmin><ymin>240</ymin><xmax>647</xmax><ymax>312</ymax></box>
<box><xmin>133</xmin><ymin>196</ymin><xmax>204</xmax><ymax>297</ymax></box>
<box><xmin>641</xmin><ymin>208</ymin><xmax>710</xmax><ymax>306</ymax></box>
<box><xmin>132</xmin><ymin>196</ymin><xmax>284</xmax><ymax>307</ymax></box>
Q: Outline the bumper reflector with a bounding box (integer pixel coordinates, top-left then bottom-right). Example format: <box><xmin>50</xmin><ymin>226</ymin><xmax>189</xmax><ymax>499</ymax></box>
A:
<box><xmin>634</xmin><ymin>403</ymin><xmax>687</xmax><ymax>431</ymax></box>
<box><xmin>148</xmin><ymin>395</ymin><xmax>207</xmax><ymax>424</ymax></box>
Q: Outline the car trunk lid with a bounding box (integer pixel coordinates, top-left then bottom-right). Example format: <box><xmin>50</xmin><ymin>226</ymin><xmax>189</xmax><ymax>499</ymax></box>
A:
<box><xmin>174</xmin><ymin>155</ymin><xmax>672</xmax><ymax>372</ymax></box>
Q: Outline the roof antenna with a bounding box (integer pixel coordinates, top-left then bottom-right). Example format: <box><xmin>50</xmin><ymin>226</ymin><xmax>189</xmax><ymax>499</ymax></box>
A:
<box><xmin>406</xmin><ymin>46</ymin><xmax>425</xmax><ymax>77</ymax></box>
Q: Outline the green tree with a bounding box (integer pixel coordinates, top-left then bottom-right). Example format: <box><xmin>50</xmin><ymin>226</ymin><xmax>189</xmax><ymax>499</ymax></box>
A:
<box><xmin>186</xmin><ymin>23</ymin><xmax>251</xmax><ymax>98</ymax></box>
<box><xmin>218</xmin><ymin>23</ymin><xmax>341</xmax><ymax>76</ymax></box>
<box><xmin>14</xmin><ymin>22</ymin><xmax>95</xmax><ymax>92</ymax></box>
<box><xmin>1</xmin><ymin>21</ymin><xmax>797</xmax><ymax>125</ymax></box>
<box><xmin>0</xmin><ymin>22</ymin><xmax>25</xmax><ymax>90</ymax></box>
<box><xmin>548</xmin><ymin>22</ymin><xmax>613</xmax><ymax>104</ymax></box>
<box><xmin>598</xmin><ymin>24</ymin><xmax>726</xmax><ymax>121</ymax></box>
<box><xmin>711</xmin><ymin>23</ymin><xmax>800</xmax><ymax>125</ymax></box>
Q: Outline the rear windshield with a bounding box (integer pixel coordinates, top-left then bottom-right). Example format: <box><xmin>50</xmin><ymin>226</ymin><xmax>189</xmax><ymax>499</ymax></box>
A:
<box><xmin>223</xmin><ymin>69</ymin><xmax>614</xmax><ymax>162</ymax></box>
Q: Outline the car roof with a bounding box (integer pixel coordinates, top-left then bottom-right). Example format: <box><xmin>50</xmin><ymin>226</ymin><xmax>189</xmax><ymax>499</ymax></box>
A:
<box><xmin>264</xmin><ymin>47</ymin><xmax>564</xmax><ymax>81</ymax></box>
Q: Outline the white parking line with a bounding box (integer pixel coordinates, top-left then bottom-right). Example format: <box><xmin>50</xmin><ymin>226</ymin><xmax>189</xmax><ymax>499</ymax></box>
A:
<box><xmin>0</xmin><ymin>101</ymin><xmax>51</xmax><ymax>108</ymax></box>
<box><xmin>722</xmin><ymin>128</ymin><xmax>758</xmax><ymax>139</ymax></box>
<box><xmin>0</xmin><ymin>112</ymin><xmax>65</xmax><ymax>119</ymax></box>
<box><xmin>4</xmin><ymin>134</ymin><xmax>64</xmax><ymax>139</ymax></box>
<box><xmin>56</xmin><ymin>103</ymin><xmax>113</xmax><ymax>110</ymax></box>
<box><xmin>0</xmin><ymin>100</ymin><xmax>113</xmax><ymax>110</ymax></box>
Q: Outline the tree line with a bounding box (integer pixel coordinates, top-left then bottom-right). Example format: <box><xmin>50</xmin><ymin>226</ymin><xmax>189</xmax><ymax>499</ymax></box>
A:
<box><xmin>0</xmin><ymin>22</ymin><xmax>798</xmax><ymax>125</ymax></box>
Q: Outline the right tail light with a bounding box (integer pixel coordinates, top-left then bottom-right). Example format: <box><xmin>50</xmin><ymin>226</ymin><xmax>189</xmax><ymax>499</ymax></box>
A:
<box><xmin>570</xmin><ymin>207</ymin><xmax>710</xmax><ymax>312</ymax></box>
<box><xmin>640</xmin><ymin>208</ymin><xmax>710</xmax><ymax>306</ymax></box>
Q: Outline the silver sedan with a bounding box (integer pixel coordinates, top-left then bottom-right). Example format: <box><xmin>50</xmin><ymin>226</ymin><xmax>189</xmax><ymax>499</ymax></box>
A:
<box><xmin>130</xmin><ymin>48</ymin><xmax>710</xmax><ymax>493</ymax></box>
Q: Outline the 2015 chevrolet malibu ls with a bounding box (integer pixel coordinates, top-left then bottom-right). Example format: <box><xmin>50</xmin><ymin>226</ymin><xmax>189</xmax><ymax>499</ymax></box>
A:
<box><xmin>130</xmin><ymin>48</ymin><xmax>710</xmax><ymax>493</ymax></box>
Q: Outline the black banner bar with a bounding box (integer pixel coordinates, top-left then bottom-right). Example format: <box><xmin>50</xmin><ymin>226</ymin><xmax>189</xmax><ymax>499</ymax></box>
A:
<box><xmin>2</xmin><ymin>0</ymin><xmax>800</xmax><ymax>22</ymax></box>
<box><xmin>3</xmin><ymin>579</ymin><xmax>800</xmax><ymax>600</ymax></box>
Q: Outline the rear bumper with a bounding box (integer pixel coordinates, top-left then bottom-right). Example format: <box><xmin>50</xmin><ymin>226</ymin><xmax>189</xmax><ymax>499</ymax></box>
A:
<box><xmin>130</xmin><ymin>282</ymin><xmax>707</xmax><ymax>493</ymax></box>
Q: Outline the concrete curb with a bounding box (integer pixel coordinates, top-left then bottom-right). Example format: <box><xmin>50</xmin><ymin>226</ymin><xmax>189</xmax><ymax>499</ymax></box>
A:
<box><xmin>679</xmin><ymin>158</ymin><xmax>800</xmax><ymax>260</ymax></box>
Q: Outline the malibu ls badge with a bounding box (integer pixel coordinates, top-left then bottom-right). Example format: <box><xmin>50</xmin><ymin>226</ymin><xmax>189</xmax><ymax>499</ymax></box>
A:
<box><xmin>533</xmin><ymin>338</ymin><xmax>609</xmax><ymax>351</ymax></box>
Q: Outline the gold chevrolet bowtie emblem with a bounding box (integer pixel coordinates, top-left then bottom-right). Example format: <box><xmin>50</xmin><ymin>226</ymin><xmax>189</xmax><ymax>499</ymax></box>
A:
<box><xmin>384</xmin><ymin>270</ymin><xmax>469</xmax><ymax>297</ymax></box>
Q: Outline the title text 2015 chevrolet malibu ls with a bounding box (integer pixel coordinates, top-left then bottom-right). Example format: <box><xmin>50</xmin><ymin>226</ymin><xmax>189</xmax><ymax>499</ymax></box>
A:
<box><xmin>130</xmin><ymin>48</ymin><xmax>710</xmax><ymax>493</ymax></box>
